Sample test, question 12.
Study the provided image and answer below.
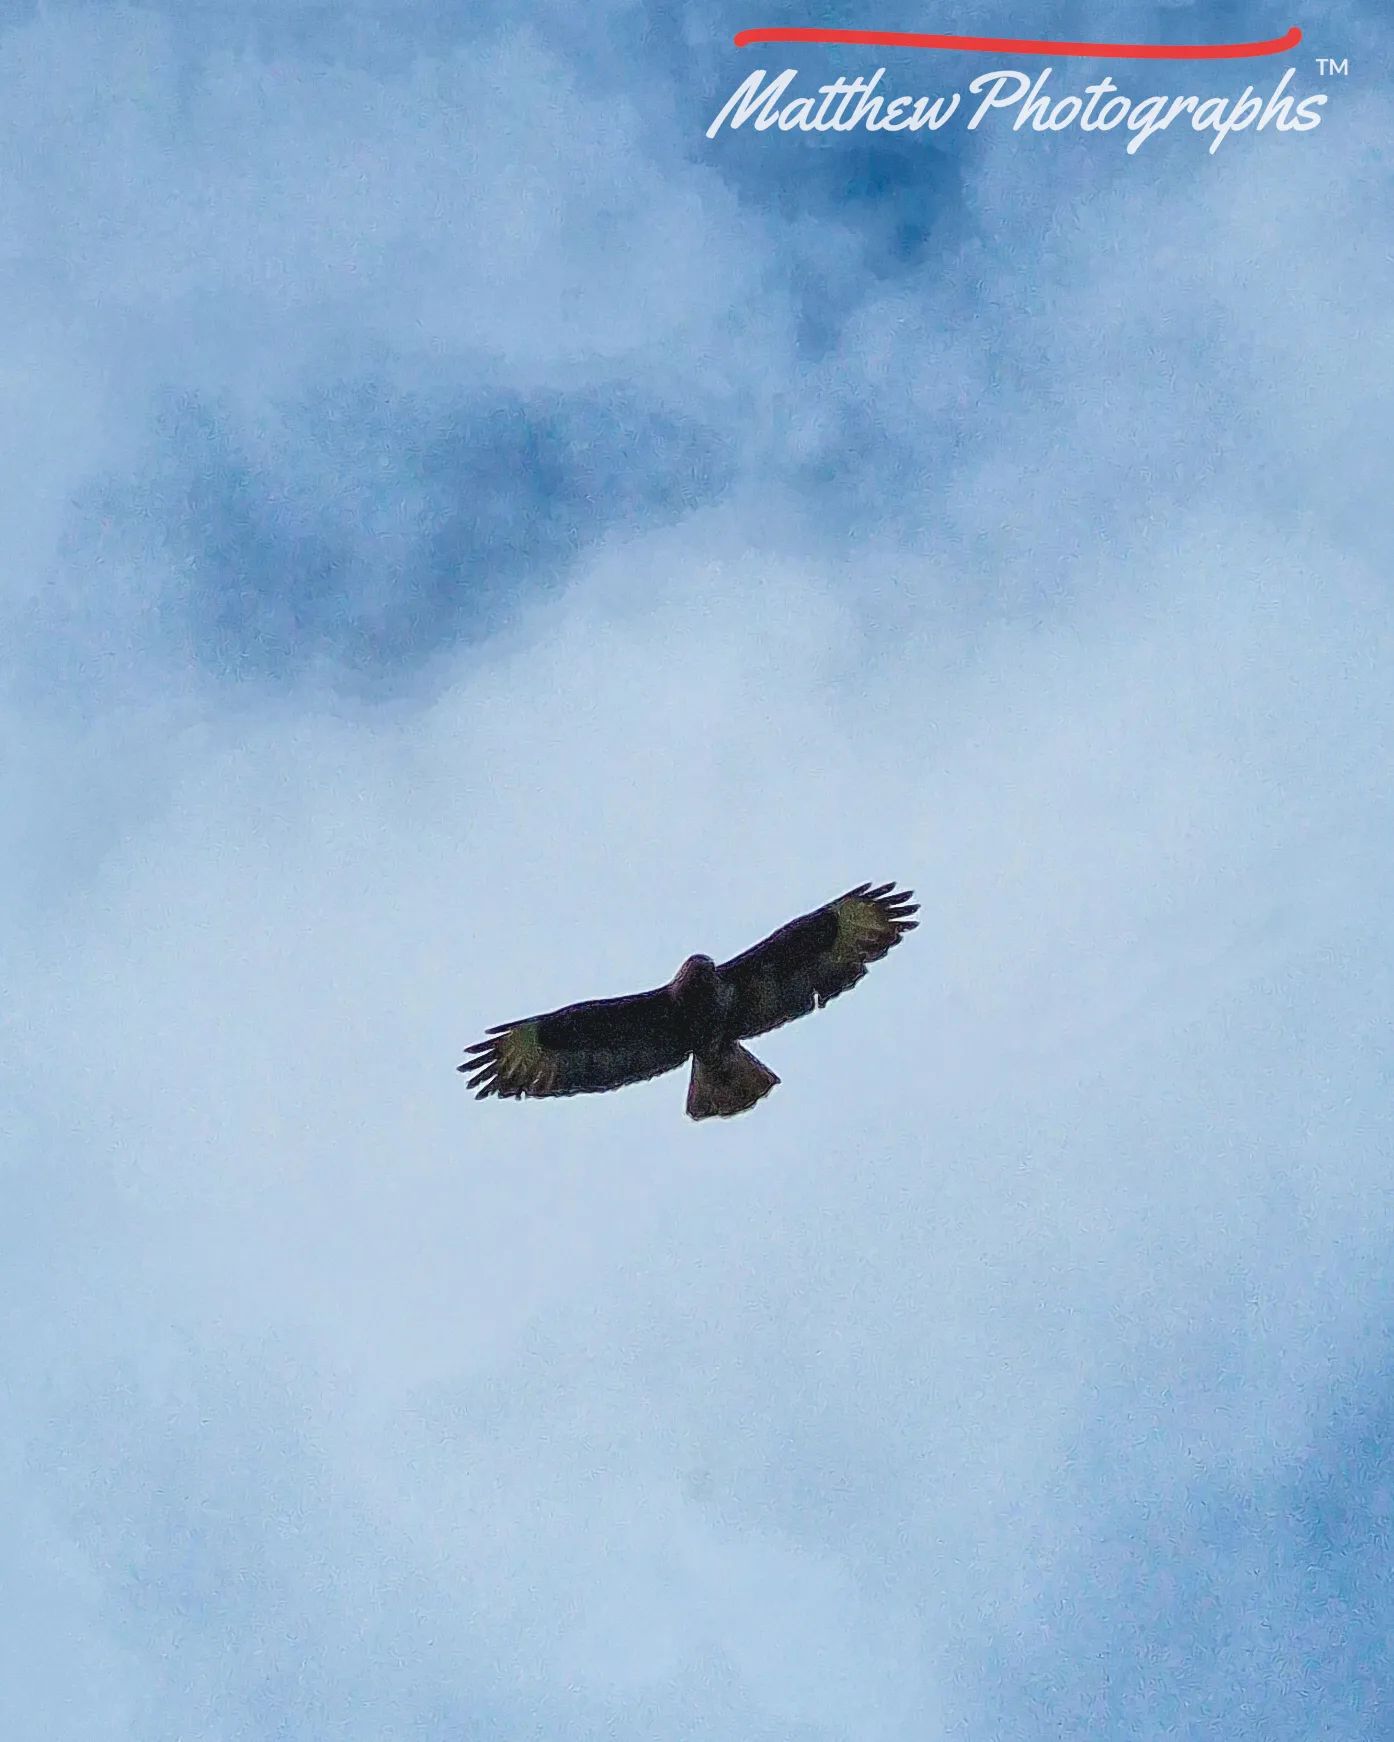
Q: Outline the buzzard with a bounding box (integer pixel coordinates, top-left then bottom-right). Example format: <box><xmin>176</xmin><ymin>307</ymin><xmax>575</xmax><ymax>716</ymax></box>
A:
<box><xmin>460</xmin><ymin>881</ymin><xmax>917</xmax><ymax>1120</ymax></box>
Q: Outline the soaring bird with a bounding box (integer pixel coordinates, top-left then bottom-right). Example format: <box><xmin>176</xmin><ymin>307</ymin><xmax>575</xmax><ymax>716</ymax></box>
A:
<box><xmin>460</xmin><ymin>882</ymin><xmax>917</xmax><ymax>1120</ymax></box>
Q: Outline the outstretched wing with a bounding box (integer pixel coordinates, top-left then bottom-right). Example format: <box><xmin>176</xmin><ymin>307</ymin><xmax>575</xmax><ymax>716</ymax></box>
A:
<box><xmin>460</xmin><ymin>985</ymin><xmax>691</xmax><ymax>1101</ymax></box>
<box><xmin>718</xmin><ymin>882</ymin><xmax>917</xmax><ymax>1041</ymax></box>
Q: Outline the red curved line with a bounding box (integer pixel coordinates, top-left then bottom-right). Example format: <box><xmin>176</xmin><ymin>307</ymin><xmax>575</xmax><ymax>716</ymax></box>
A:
<box><xmin>731</xmin><ymin>25</ymin><xmax>1302</xmax><ymax>60</ymax></box>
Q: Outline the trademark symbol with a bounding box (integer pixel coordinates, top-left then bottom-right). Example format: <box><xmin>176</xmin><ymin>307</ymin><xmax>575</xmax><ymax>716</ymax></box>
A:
<box><xmin>1316</xmin><ymin>56</ymin><xmax>1349</xmax><ymax>75</ymax></box>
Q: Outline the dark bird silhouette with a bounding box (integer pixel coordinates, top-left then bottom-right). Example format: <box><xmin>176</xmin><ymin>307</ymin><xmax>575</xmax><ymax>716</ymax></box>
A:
<box><xmin>460</xmin><ymin>882</ymin><xmax>917</xmax><ymax>1120</ymax></box>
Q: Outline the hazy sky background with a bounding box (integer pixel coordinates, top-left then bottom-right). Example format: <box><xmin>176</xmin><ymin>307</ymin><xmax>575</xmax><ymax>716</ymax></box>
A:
<box><xmin>6</xmin><ymin>2</ymin><xmax>1393</xmax><ymax>1737</ymax></box>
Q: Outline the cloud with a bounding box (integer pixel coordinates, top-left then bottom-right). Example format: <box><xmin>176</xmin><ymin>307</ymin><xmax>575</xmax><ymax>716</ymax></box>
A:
<box><xmin>6</xmin><ymin>5</ymin><xmax>1393</xmax><ymax>1739</ymax></box>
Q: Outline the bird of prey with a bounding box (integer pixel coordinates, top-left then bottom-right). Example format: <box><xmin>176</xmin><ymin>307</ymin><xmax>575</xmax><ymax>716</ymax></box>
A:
<box><xmin>460</xmin><ymin>881</ymin><xmax>917</xmax><ymax>1120</ymax></box>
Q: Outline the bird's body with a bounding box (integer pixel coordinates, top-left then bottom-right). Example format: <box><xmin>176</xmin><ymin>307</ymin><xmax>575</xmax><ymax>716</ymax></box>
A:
<box><xmin>665</xmin><ymin>952</ymin><xmax>779</xmax><ymax>1118</ymax></box>
<box><xmin>461</xmin><ymin>882</ymin><xmax>917</xmax><ymax>1120</ymax></box>
<box><xmin>666</xmin><ymin>953</ymin><xmax>731</xmax><ymax>1053</ymax></box>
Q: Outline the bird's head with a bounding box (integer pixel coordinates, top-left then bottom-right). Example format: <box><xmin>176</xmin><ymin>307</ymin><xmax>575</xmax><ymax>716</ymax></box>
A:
<box><xmin>669</xmin><ymin>953</ymin><xmax>718</xmax><ymax>997</ymax></box>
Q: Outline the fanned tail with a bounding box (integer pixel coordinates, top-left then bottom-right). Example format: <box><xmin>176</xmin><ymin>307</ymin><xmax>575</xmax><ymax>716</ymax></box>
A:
<box><xmin>686</xmin><ymin>1044</ymin><xmax>779</xmax><ymax>1121</ymax></box>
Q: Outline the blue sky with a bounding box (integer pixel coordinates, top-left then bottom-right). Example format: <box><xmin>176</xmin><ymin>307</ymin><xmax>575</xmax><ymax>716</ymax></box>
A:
<box><xmin>5</xmin><ymin>3</ymin><xmax>1393</xmax><ymax>1738</ymax></box>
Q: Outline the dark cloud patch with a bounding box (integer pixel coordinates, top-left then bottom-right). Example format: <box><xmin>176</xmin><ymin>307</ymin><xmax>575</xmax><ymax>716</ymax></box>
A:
<box><xmin>1282</xmin><ymin>1342</ymin><xmax>1394</xmax><ymax>1721</ymax></box>
<box><xmin>111</xmin><ymin>381</ymin><xmax>731</xmax><ymax>691</ymax></box>
<box><xmin>960</xmin><ymin>1343</ymin><xmax>1394</xmax><ymax>1741</ymax></box>
<box><xmin>679</xmin><ymin>41</ymin><xmax>967</xmax><ymax>353</ymax></box>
